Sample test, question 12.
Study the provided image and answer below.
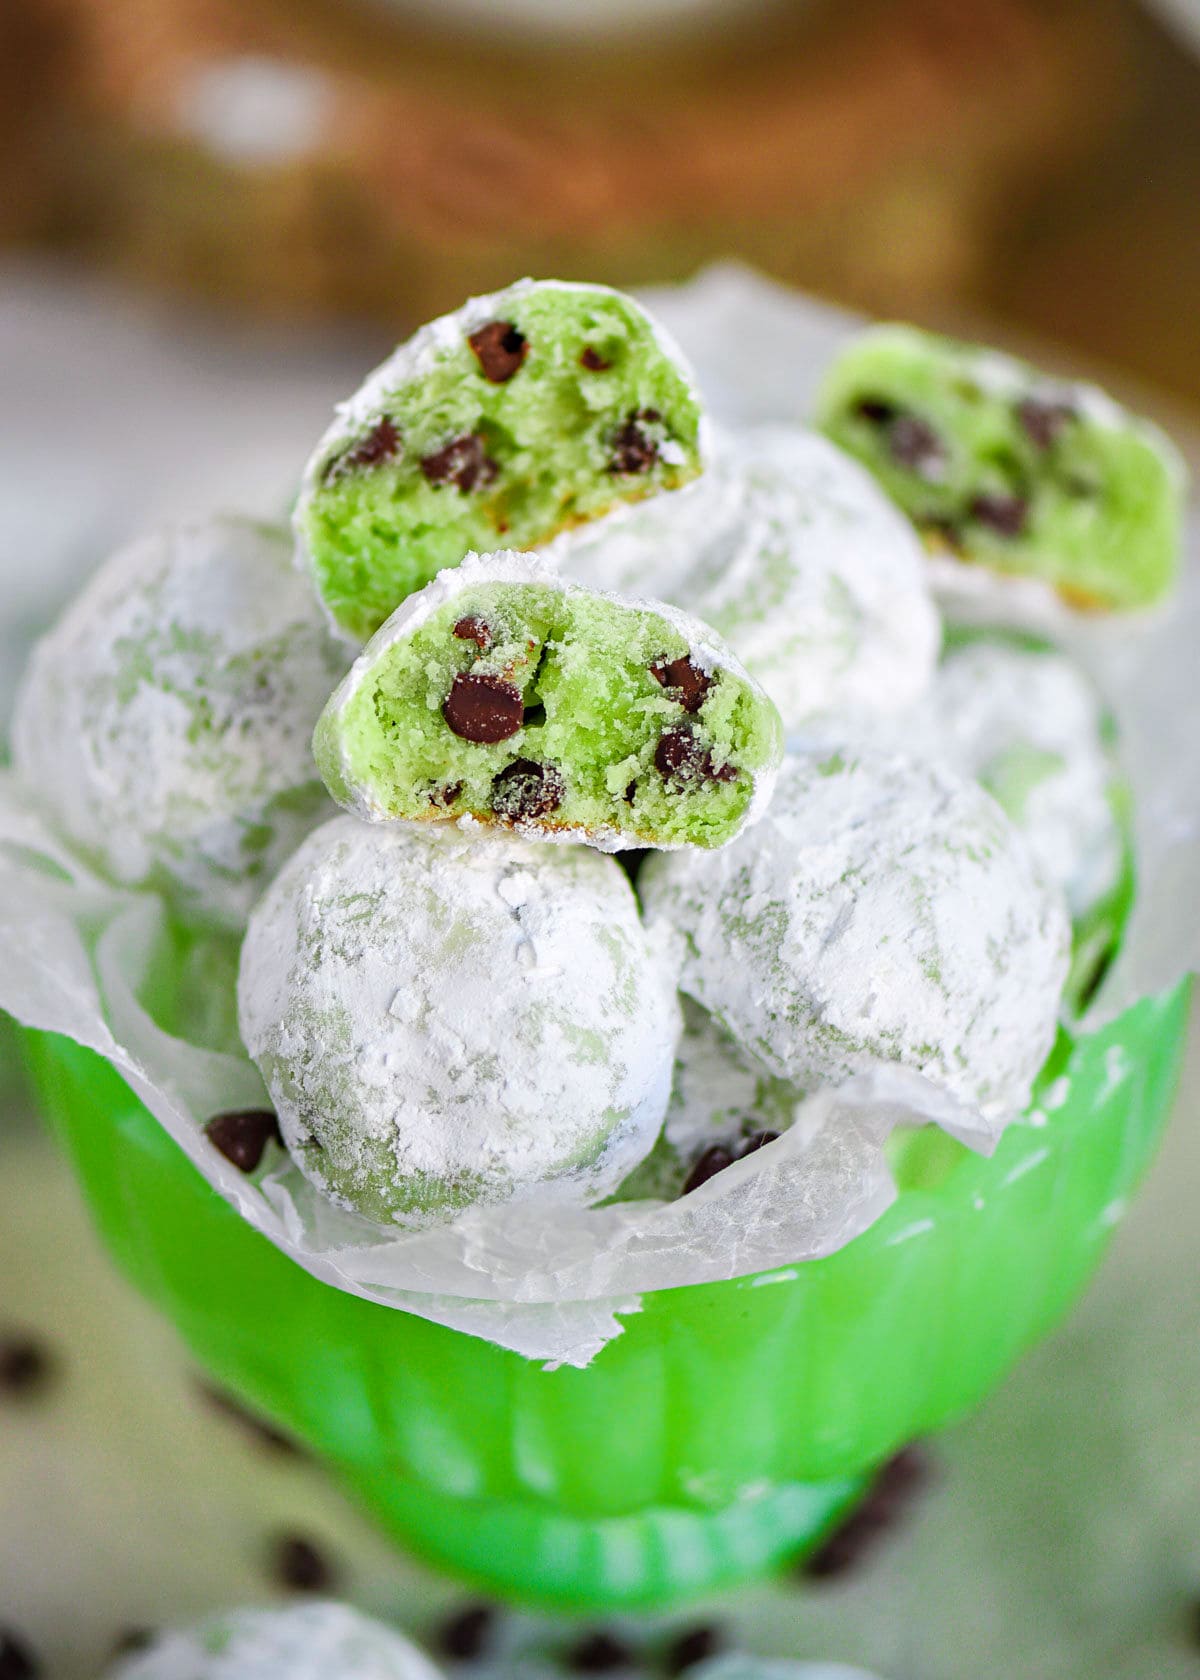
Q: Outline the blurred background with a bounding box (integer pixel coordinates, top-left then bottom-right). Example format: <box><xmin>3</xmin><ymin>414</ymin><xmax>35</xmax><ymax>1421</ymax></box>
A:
<box><xmin>4</xmin><ymin>2</ymin><xmax>1200</xmax><ymax>1675</ymax></box>
<box><xmin>4</xmin><ymin>0</ymin><xmax>1200</xmax><ymax>406</ymax></box>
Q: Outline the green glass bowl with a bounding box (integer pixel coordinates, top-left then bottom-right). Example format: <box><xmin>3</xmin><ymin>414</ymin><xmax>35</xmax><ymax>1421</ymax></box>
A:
<box><xmin>20</xmin><ymin>979</ymin><xmax>1190</xmax><ymax>1612</ymax></box>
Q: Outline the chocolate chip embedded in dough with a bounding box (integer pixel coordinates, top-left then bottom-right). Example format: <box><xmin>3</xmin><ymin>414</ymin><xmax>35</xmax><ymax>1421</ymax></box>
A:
<box><xmin>491</xmin><ymin>758</ymin><xmax>565</xmax><ymax>821</ymax></box>
<box><xmin>421</xmin><ymin>434</ymin><xmax>500</xmax><ymax>492</ymax></box>
<box><xmin>1016</xmin><ymin>396</ymin><xmax>1076</xmax><ymax>450</ymax></box>
<box><xmin>453</xmin><ymin>615</ymin><xmax>493</xmax><ymax>650</ymax></box>
<box><xmin>443</xmin><ymin>673</ymin><xmax>524</xmax><ymax>743</ymax></box>
<box><xmin>204</xmin><ymin>1109</ymin><xmax>282</xmax><ymax>1173</ymax></box>
<box><xmin>468</xmin><ymin>320</ymin><xmax>529</xmax><ymax>383</ymax></box>
<box><xmin>887</xmin><ymin>414</ymin><xmax>946</xmax><ymax>480</ymax></box>
<box><xmin>655</xmin><ymin>728</ymin><xmax>739</xmax><ymax>787</ymax></box>
<box><xmin>580</xmin><ymin>346</ymin><xmax>612</xmax><ymax>372</ymax></box>
<box><xmin>650</xmin><ymin>655</ymin><xmax>713</xmax><ymax>714</ymax></box>
<box><xmin>854</xmin><ymin>396</ymin><xmax>897</xmax><ymax>425</ymax></box>
<box><xmin>970</xmin><ymin>491</ymin><xmax>1028</xmax><ymax>537</ymax></box>
<box><xmin>607</xmin><ymin>411</ymin><xmax>660</xmax><ymax>475</ymax></box>
<box><xmin>323</xmin><ymin>416</ymin><xmax>401</xmax><ymax>483</ymax></box>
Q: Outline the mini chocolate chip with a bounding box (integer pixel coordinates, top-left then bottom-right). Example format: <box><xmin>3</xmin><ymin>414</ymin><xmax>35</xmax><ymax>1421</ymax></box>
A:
<box><xmin>453</xmin><ymin>615</ymin><xmax>493</xmax><ymax>650</ymax></box>
<box><xmin>802</xmin><ymin>1445</ymin><xmax>932</xmax><ymax>1580</ymax></box>
<box><xmin>650</xmin><ymin>656</ymin><xmax>713</xmax><ymax>714</ymax></box>
<box><xmin>443</xmin><ymin>673</ymin><xmax>524</xmax><ymax>743</ymax></box>
<box><xmin>431</xmin><ymin>782</ymin><xmax>464</xmax><ymax>808</ymax></box>
<box><xmin>111</xmin><ymin>1630</ymin><xmax>156</xmax><ymax>1658</ymax></box>
<box><xmin>197</xmin><ymin>1381</ymin><xmax>301</xmax><ymax>1456</ymax></box>
<box><xmin>0</xmin><ymin>1631</ymin><xmax>38</xmax><ymax>1680</ymax></box>
<box><xmin>654</xmin><ymin>728</ymin><xmax>738</xmax><ymax>787</ymax></box>
<box><xmin>664</xmin><ymin>1625</ymin><xmax>725</xmax><ymax>1675</ymax></box>
<box><xmin>324</xmin><ymin>416</ymin><xmax>400</xmax><ymax>482</ymax></box>
<box><xmin>566</xmin><ymin>1632</ymin><xmax>633</xmax><ymax>1673</ymax></box>
<box><xmin>853</xmin><ymin>396</ymin><xmax>897</xmax><ymax>424</ymax></box>
<box><xmin>682</xmin><ymin>1145</ymin><xmax>736</xmax><ymax>1195</ymax></box>
<box><xmin>436</xmin><ymin>1604</ymin><xmax>498</xmax><ymax>1662</ymax></box>
<box><xmin>468</xmin><ymin>320</ymin><xmax>528</xmax><ymax>383</ymax></box>
<box><xmin>580</xmin><ymin>346</ymin><xmax>612</xmax><ymax>372</ymax></box>
<box><xmin>970</xmin><ymin>491</ymin><xmax>1028</xmax><ymax>537</ymax></box>
<box><xmin>887</xmin><ymin>414</ymin><xmax>945</xmax><ymax>479</ymax></box>
<box><xmin>1016</xmin><ymin>396</ymin><xmax>1076</xmax><ymax>450</ymax></box>
<box><xmin>0</xmin><ymin>1335</ymin><xmax>51</xmax><ymax>1397</ymax></box>
<box><xmin>491</xmin><ymin>758</ymin><xmax>564</xmax><ymax>821</ymax></box>
<box><xmin>421</xmin><ymin>434</ymin><xmax>500</xmax><ymax>492</ymax></box>
<box><xmin>272</xmin><ymin>1533</ymin><xmax>336</xmax><ymax>1593</ymax></box>
<box><xmin>204</xmin><ymin>1109</ymin><xmax>282</xmax><ymax>1174</ymax></box>
<box><xmin>740</xmin><ymin>1129</ymin><xmax>780</xmax><ymax>1157</ymax></box>
<box><xmin>608</xmin><ymin>411</ymin><xmax>660</xmax><ymax>475</ymax></box>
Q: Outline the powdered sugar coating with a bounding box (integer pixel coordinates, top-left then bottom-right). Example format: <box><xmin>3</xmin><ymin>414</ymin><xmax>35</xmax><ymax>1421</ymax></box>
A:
<box><xmin>640</xmin><ymin>749</ymin><xmax>1070</xmax><ymax>1124</ymax></box>
<box><xmin>552</xmin><ymin>426</ymin><xmax>941</xmax><ymax>731</ymax></box>
<box><xmin>916</xmin><ymin>641</ymin><xmax>1122</xmax><ymax>919</ymax></box>
<box><xmin>238</xmin><ymin>815</ymin><xmax>681</xmax><ymax>1225</ymax></box>
<box><xmin>107</xmin><ymin>1602</ymin><xmax>442</xmax><ymax>1680</ymax></box>
<box><xmin>295</xmin><ymin>277</ymin><xmax>711</xmax><ymax>639</ymax></box>
<box><xmin>315</xmin><ymin>549</ymin><xmax>783</xmax><ymax>850</ymax></box>
<box><xmin>11</xmin><ymin>516</ymin><xmax>347</xmax><ymax>930</ymax></box>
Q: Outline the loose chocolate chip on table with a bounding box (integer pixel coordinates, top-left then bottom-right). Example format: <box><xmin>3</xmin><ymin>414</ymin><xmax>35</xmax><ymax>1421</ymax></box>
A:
<box><xmin>970</xmin><ymin>491</ymin><xmax>1028</xmax><ymax>537</ymax></box>
<box><xmin>204</xmin><ymin>1109</ymin><xmax>282</xmax><ymax>1174</ymax></box>
<box><xmin>608</xmin><ymin>410</ymin><xmax>661</xmax><ymax>475</ymax></box>
<box><xmin>802</xmin><ymin>1444</ymin><xmax>932</xmax><ymax>1580</ymax></box>
<box><xmin>887</xmin><ymin>414</ymin><xmax>946</xmax><ymax>479</ymax></box>
<box><xmin>663</xmin><ymin>1625</ymin><xmax>725</xmax><ymax>1675</ymax></box>
<box><xmin>654</xmin><ymin>728</ymin><xmax>738</xmax><ymax>787</ymax></box>
<box><xmin>325</xmin><ymin>416</ymin><xmax>400</xmax><ymax>481</ymax></box>
<box><xmin>491</xmin><ymin>758</ymin><xmax>565</xmax><ymax>821</ymax></box>
<box><xmin>0</xmin><ymin>1631</ymin><xmax>39</xmax><ymax>1680</ymax></box>
<box><xmin>421</xmin><ymin>433</ymin><xmax>500</xmax><ymax>493</ymax></box>
<box><xmin>1016</xmin><ymin>396</ymin><xmax>1076</xmax><ymax>450</ymax></box>
<box><xmin>453</xmin><ymin>615</ymin><xmax>493</xmax><ymax>650</ymax></box>
<box><xmin>468</xmin><ymin>320</ymin><xmax>529</xmax><ymax>383</ymax></box>
<box><xmin>110</xmin><ymin>1629</ymin><xmax>156</xmax><ymax>1658</ymax></box>
<box><xmin>853</xmin><ymin>396</ymin><xmax>897</xmax><ymax>425</ymax></box>
<box><xmin>580</xmin><ymin>346</ymin><xmax>612</xmax><ymax>372</ymax></box>
<box><xmin>650</xmin><ymin>656</ymin><xmax>713</xmax><ymax>714</ymax></box>
<box><xmin>566</xmin><ymin>1631</ymin><xmax>634</xmax><ymax>1673</ymax></box>
<box><xmin>682</xmin><ymin>1144</ymin><xmax>736</xmax><ymax>1195</ymax></box>
<box><xmin>271</xmin><ymin>1532</ymin><xmax>337</xmax><ymax>1593</ymax></box>
<box><xmin>0</xmin><ymin>1334</ymin><xmax>52</xmax><ymax>1397</ymax></box>
<box><xmin>443</xmin><ymin>673</ymin><xmax>525</xmax><ymax>744</ymax></box>
<box><xmin>435</xmin><ymin>1604</ymin><xmax>498</xmax><ymax>1662</ymax></box>
<box><xmin>197</xmin><ymin>1381</ymin><xmax>301</xmax><ymax>1456</ymax></box>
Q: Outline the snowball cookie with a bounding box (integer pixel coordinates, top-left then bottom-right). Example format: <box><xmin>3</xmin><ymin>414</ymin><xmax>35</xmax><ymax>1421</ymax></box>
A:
<box><xmin>555</xmin><ymin>425</ymin><xmax>941</xmax><ymax>732</ymax></box>
<box><xmin>238</xmin><ymin>816</ymin><xmax>681</xmax><ymax>1225</ymax></box>
<box><xmin>314</xmin><ymin>552</ymin><xmax>783</xmax><ymax>852</ymax></box>
<box><xmin>816</xmin><ymin>324</ymin><xmax>1185</xmax><ymax>612</ymax></box>
<box><xmin>295</xmin><ymin>278</ymin><xmax>707</xmax><ymax>643</ymax></box>
<box><xmin>106</xmin><ymin>1602</ymin><xmax>443</xmax><ymax>1680</ymax></box>
<box><xmin>640</xmin><ymin>748</ymin><xmax>1071</xmax><ymax>1125</ymax></box>
<box><xmin>12</xmin><ymin>516</ymin><xmax>346</xmax><ymax>930</ymax></box>
<box><xmin>919</xmin><ymin>640</ymin><xmax>1122</xmax><ymax>920</ymax></box>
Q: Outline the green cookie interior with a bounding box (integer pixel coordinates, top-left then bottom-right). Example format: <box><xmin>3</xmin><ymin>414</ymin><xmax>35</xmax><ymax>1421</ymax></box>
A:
<box><xmin>300</xmin><ymin>284</ymin><xmax>705</xmax><ymax>641</ymax></box>
<box><xmin>315</xmin><ymin>581</ymin><xmax>782</xmax><ymax>849</ymax></box>
<box><xmin>816</xmin><ymin>326</ymin><xmax>1182</xmax><ymax>611</ymax></box>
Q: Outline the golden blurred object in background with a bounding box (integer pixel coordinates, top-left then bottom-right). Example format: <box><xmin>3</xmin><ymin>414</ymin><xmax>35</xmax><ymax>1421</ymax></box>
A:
<box><xmin>1</xmin><ymin>0</ymin><xmax>1129</xmax><ymax>332</ymax></box>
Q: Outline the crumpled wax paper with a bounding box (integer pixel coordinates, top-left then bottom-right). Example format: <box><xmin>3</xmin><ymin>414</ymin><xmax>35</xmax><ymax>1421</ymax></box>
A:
<box><xmin>0</xmin><ymin>264</ymin><xmax>1196</xmax><ymax>1368</ymax></box>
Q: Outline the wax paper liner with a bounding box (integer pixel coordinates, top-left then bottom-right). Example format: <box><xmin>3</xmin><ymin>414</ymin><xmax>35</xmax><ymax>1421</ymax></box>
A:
<box><xmin>1</xmin><ymin>265</ymin><xmax>1196</xmax><ymax>1367</ymax></box>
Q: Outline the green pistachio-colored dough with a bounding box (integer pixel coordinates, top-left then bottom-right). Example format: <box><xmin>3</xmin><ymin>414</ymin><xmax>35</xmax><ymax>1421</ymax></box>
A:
<box><xmin>314</xmin><ymin>557</ymin><xmax>784</xmax><ymax>851</ymax></box>
<box><xmin>296</xmin><ymin>280</ymin><xmax>706</xmax><ymax>642</ymax></box>
<box><xmin>816</xmin><ymin>324</ymin><xmax>1185</xmax><ymax>611</ymax></box>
